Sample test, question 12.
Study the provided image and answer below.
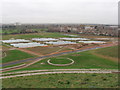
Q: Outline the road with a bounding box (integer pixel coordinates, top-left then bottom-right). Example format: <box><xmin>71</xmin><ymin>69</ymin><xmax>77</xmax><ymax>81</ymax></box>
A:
<box><xmin>0</xmin><ymin>46</ymin><xmax>101</xmax><ymax>67</ymax></box>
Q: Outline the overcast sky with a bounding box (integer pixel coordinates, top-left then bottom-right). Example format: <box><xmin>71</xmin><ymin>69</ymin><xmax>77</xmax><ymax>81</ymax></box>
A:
<box><xmin>1</xmin><ymin>0</ymin><xmax>119</xmax><ymax>24</ymax></box>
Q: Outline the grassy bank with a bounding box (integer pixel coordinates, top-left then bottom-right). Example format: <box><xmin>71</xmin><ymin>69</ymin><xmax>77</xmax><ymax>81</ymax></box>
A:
<box><xmin>2</xmin><ymin>32</ymin><xmax>72</xmax><ymax>40</ymax></box>
<box><xmin>2</xmin><ymin>73</ymin><xmax>118</xmax><ymax>88</ymax></box>
<box><xmin>2</xmin><ymin>50</ymin><xmax>35</xmax><ymax>63</ymax></box>
<box><xmin>93</xmin><ymin>45</ymin><xmax>118</xmax><ymax>58</ymax></box>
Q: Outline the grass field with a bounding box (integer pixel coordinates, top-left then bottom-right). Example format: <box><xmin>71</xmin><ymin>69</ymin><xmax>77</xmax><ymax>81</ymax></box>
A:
<box><xmin>1</xmin><ymin>29</ymin><xmax>48</xmax><ymax>34</ymax></box>
<box><xmin>2</xmin><ymin>32</ymin><xmax>72</xmax><ymax>40</ymax></box>
<box><xmin>2</xmin><ymin>73</ymin><xmax>118</xmax><ymax>88</ymax></box>
<box><xmin>93</xmin><ymin>45</ymin><xmax>118</xmax><ymax>59</ymax></box>
<box><xmin>2</xmin><ymin>32</ymin><xmax>113</xmax><ymax>40</ymax></box>
<box><xmin>12</xmin><ymin>46</ymin><xmax>118</xmax><ymax>71</ymax></box>
<box><xmin>2</xmin><ymin>63</ymin><xmax>25</xmax><ymax>69</ymax></box>
<box><xmin>2</xmin><ymin>50</ymin><xmax>36</xmax><ymax>63</ymax></box>
<box><xmin>31</xmin><ymin>28</ymin><xmax>48</xmax><ymax>32</ymax></box>
<box><xmin>2</xmin><ymin>29</ymin><xmax>21</xmax><ymax>34</ymax></box>
<box><xmin>50</xmin><ymin>58</ymin><xmax>72</xmax><ymax>64</ymax></box>
<box><xmin>1</xmin><ymin>32</ymin><xmax>118</xmax><ymax>88</ymax></box>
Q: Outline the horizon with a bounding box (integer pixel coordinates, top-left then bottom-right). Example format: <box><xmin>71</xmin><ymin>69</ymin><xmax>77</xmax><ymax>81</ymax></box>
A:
<box><xmin>2</xmin><ymin>22</ymin><xmax>118</xmax><ymax>26</ymax></box>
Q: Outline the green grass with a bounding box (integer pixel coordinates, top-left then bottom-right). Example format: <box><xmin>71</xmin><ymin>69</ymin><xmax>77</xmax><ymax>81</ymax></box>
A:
<box><xmin>2</xmin><ymin>63</ymin><xmax>25</xmax><ymax>69</ymax></box>
<box><xmin>2</xmin><ymin>29</ymin><xmax>21</xmax><ymax>34</ymax></box>
<box><xmin>15</xmin><ymin>50</ymin><xmax>118</xmax><ymax>71</ymax></box>
<box><xmin>31</xmin><ymin>28</ymin><xmax>48</xmax><ymax>32</ymax></box>
<box><xmin>0</xmin><ymin>30</ymin><xmax>2</xmax><ymax>34</ymax></box>
<box><xmin>2</xmin><ymin>73</ymin><xmax>119</xmax><ymax>88</ymax></box>
<box><xmin>2</xmin><ymin>50</ymin><xmax>35</xmax><ymax>63</ymax></box>
<box><xmin>4</xmin><ymin>46</ymin><xmax>118</xmax><ymax>73</ymax></box>
<box><xmin>2</xmin><ymin>32</ymin><xmax>72</xmax><ymax>40</ymax></box>
<box><xmin>50</xmin><ymin>58</ymin><xmax>72</xmax><ymax>64</ymax></box>
<box><xmin>94</xmin><ymin>45</ymin><xmax>118</xmax><ymax>58</ymax></box>
<box><xmin>2</xmin><ymin>29</ymin><xmax>48</xmax><ymax>34</ymax></box>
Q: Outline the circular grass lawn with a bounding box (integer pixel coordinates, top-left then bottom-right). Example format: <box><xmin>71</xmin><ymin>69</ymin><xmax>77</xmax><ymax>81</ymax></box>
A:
<box><xmin>49</xmin><ymin>58</ymin><xmax>72</xmax><ymax>64</ymax></box>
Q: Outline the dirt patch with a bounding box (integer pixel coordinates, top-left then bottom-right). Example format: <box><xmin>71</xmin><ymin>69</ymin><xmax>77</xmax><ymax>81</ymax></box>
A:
<box><xmin>17</xmin><ymin>48</ymin><xmax>42</xmax><ymax>56</ymax></box>
<box><xmin>2</xmin><ymin>51</ymin><xmax>7</xmax><ymax>58</ymax></box>
<box><xmin>72</xmin><ymin>54</ymin><xmax>81</xmax><ymax>56</ymax></box>
<box><xmin>25</xmin><ymin>46</ymin><xmax>61</xmax><ymax>55</ymax></box>
<box><xmin>2</xmin><ymin>46</ymin><xmax>10</xmax><ymax>51</ymax></box>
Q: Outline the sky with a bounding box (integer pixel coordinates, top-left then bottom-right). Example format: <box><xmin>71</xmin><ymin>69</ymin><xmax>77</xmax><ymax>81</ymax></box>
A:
<box><xmin>1</xmin><ymin>0</ymin><xmax>119</xmax><ymax>24</ymax></box>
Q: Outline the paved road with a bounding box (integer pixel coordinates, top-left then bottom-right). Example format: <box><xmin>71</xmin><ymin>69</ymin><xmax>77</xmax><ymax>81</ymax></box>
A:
<box><xmin>0</xmin><ymin>46</ymin><xmax>101</xmax><ymax>67</ymax></box>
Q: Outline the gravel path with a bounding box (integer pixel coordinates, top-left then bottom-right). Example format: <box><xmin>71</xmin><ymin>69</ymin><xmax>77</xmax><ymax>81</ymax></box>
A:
<box><xmin>1</xmin><ymin>69</ymin><xmax>119</xmax><ymax>79</ymax></box>
<box><xmin>0</xmin><ymin>69</ymin><xmax>102</xmax><ymax>75</ymax></box>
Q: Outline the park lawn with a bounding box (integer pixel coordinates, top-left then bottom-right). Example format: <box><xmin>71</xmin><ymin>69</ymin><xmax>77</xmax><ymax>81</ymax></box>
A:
<box><xmin>2</xmin><ymin>32</ymin><xmax>72</xmax><ymax>40</ymax></box>
<box><xmin>2</xmin><ymin>73</ymin><xmax>118</xmax><ymax>88</ymax></box>
<box><xmin>2</xmin><ymin>50</ymin><xmax>36</xmax><ymax>63</ymax></box>
<box><xmin>90</xmin><ymin>45</ymin><xmax>119</xmax><ymax>63</ymax></box>
<box><xmin>2</xmin><ymin>63</ymin><xmax>25</xmax><ymax>69</ymax></box>
<box><xmin>50</xmin><ymin>58</ymin><xmax>72</xmax><ymax>64</ymax></box>
<box><xmin>93</xmin><ymin>45</ymin><xmax>118</xmax><ymax>58</ymax></box>
<box><xmin>5</xmin><ymin>46</ymin><xmax>118</xmax><ymax>73</ymax></box>
<box><xmin>16</xmin><ymin>49</ymin><xmax>118</xmax><ymax>71</ymax></box>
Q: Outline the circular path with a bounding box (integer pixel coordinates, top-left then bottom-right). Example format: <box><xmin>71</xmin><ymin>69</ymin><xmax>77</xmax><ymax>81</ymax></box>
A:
<box><xmin>47</xmin><ymin>58</ymin><xmax>74</xmax><ymax>66</ymax></box>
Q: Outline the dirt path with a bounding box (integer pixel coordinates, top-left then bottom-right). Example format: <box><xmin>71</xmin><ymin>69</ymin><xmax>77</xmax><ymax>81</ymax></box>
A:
<box><xmin>1</xmin><ymin>58</ymin><xmax>42</xmax><ymax>72</ymax></box>
<box><xmin>1</xmin><ymin>69</ymin><xmax>103</xmax><ymax>75</ymax></box>
<box><xmin>17</xmin><ymin>48</ymin><xmax>43</xmax><ymax>56</ymax></box>
<box><xmin>1</xmin><ymin>69</ymin><xmax>119</xmax><ymax>79</ymax></box>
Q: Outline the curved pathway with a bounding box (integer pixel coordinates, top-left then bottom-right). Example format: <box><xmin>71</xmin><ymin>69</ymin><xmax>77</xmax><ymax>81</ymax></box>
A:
<box><xmin>1</xmin><ymin>69</ymin><xmax>119</xmax><ymax>79</ymax></box>
<box><xmin>47</xmin><ymin>58</ymin><xmax>74</xmax><ymax>66</ymax></box>
<box><xmin>0</xmin><ymin>69</ymin><xmax>117</xmax><ymax>75</ymax></box>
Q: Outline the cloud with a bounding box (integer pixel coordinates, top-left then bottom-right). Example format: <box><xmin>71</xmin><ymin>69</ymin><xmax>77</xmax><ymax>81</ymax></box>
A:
<box><xmin>2</xmin><ymin>0</ymin><xmax>119</xmax><ymax>24</ymax></box>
